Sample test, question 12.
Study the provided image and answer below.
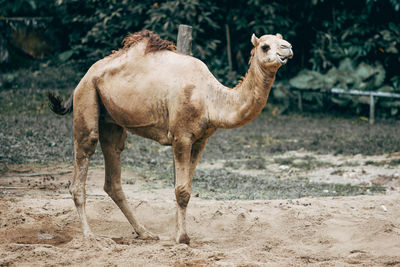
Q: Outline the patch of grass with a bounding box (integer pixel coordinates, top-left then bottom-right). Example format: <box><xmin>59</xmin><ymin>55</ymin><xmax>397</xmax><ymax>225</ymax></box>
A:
<box><xmin>244</xmin><ymin>157</ymin><xmax>266</xmax><ymax>170</ymax></box>
<box><xmin>1</xmin><ymin>88</ymin><xmax>399</xmax><ymax>200</ymax></box>
<box><xmin>139</xmin><ymin>183</ymin><xmax>164</xmax><ymax>192</ymax></box>
<box><xmin>388</xmin><ymin>158</ymin><xmax>400</xmax><ymax>166</ymax></box>
<box><xmin>192</xmin><ymin>169</ymin><xmax>386</xmax><ymax>200</ymax></box>
<box><xmin>330</xmin><ymin>169</ymin><xmax>345</xmax><ymax>176</ymax></box>
<box><xmin>364</xmin><ymin>159</ymin><xmax>400</xmax><ymax>167</ymax></box>
<box><xmin>0</xmin><ymin>88</ymin><xmax>71</xmax><ymax>115</ymax></box>
<box><xmin>247</xmin><ymin>135</ymin><xmax>279</xmax><ymax>146</ymax></box>
<box><xmin>364</xmin><ymin>160</ymin><xmax>386</xmax><ymax>166</ymax></box>
<box><xmin>223</xmin><ymin>161</ymin><xmax>242</xmax><ymax>170</ymax></box>
<box><xmin>274</xmin><ymin>157</ymin><xmax>294</xmax><ymax>166</ymax></box>
<box><xmin>273</xmin><ymin>155</ymin><xmax>332</xmax><ymax>171</ymax></box>
<box><xmin>0</xmin><ymin>114</ymin><xmax>74</xmax><ymax>164</ymax></box>
<box><xmin>340</xmin><ymin>161</ymin><xmax>360</xmax><ymax>167</ymax></box>
<box><xmin>0</xmin><ymin>60</ymin><xmax>86</xmax><ymax>91</ymax></box>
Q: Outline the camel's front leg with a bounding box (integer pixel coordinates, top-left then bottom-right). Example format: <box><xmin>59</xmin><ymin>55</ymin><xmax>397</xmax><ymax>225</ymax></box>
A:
<box><xmin>173</xmin><ymin>137</ymin><xmax>207</xmax><ymax>244</ymax></box>
<box><xmin>173</xmin><ymin>136</ymin><xmax>193</xmax><ymax>244</ymax></box>
<box><xmin>189</xmin><ymin>139</ymin><xmax>207</xmax><ymax>181</ymax></box>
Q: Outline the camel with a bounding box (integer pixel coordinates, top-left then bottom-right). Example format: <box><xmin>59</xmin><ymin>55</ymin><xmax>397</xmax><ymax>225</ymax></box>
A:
<box><xmin>48</xmin><ymin>30</ymin><xmax>293</xmax><ymax>244</ymax></box>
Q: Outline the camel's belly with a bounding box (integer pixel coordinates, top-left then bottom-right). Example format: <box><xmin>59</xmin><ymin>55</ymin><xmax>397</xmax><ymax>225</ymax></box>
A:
<box><xmin>127</xmin><ymin>126</ymin><xmax>172</xmax><ymax>146</ymax></box>
<box><xmin>99</xmin><ymin>104</ymin><xmax>171</xmax><ymax>145</ymax></box>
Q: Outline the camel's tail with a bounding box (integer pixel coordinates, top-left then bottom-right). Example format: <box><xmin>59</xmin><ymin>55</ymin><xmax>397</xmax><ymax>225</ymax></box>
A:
<box><xmin>48</xmin><ymin>91</ymin><xmax>73</xmax><ymax>115</ymax></box>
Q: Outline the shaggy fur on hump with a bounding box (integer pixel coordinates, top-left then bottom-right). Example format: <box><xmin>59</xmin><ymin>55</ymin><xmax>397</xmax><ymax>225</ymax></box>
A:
<box><xmin>119</xmin><ymin>30</ymin><xmax>176</xmax><ymax>54</ymax></box>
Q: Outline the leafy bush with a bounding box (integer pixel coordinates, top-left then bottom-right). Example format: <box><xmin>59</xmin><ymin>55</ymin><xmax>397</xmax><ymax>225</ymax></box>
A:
<box><xmin>0</xmin><ymin>0</ymin><xmax>399</xmax><ymax>114</ymax></box>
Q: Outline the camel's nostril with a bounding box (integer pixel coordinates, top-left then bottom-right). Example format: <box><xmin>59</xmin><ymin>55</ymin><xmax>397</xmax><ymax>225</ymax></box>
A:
<box><xmin>279</xmin><ymin>48</ymin><xmax>293</xmax><ymax>59</ymax></box>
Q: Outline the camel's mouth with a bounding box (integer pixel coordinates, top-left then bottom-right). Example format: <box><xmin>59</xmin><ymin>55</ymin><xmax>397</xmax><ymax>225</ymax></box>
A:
<box><xmin>277</xmin><ymin>48</ymin><xmax>293</xmax><ymax>65</ymax></box>
<box><xmin>277</xmin><ymin>54</ymin><xmax>288</xmax><ymax>65</ymax></box>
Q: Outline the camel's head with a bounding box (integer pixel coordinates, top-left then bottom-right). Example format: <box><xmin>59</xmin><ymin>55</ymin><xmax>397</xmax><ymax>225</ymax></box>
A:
<box><xmin>251</xmin><ymin>33</ymin><xmax>293</xmax><ymax>67</ymax></box>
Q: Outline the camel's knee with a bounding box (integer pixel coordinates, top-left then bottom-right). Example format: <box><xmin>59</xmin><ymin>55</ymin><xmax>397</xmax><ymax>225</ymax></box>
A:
<box><xmin>175</xmin><ymin>185</ymin><xmax>191</xmax><ymax>208</ymax></box>
<box><xmin>70</xmin><ymin>184</ymin><xmax>85</xmax><ymax>206</ymax></box>
<box><xmin>88</xmin><ymin>130</ymin><xmax>99</xmax><ymax>146</ymax></box>
<box><xmin>104</xmin><ymin>183</ymin><xmax>124</xmax><ymax>202</ymax></box>
<box><xmin>76</xmin><ymin>130</ymin><xmax>99</xmax><ymax>156</ymax></box>
<box><xmin>85</xmin><ymin>131</ymin><xmax>99</xmax><ymax>155</ymax></box>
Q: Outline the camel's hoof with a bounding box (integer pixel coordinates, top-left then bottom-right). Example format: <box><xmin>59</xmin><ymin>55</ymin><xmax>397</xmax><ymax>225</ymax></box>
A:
<box><xmin>177</xmin><ymin>233</ymin><xmax>190</xmax><ymax>245</ymax></box>
<box><xmin>138</xmin><ymin>231</ymin><xmax>159</xmax><ymax>241</ymax></box>
<box><xmin>82</xmin><ymin>231</ymin><xmax>94</xmax><ymax>239</ymax></box>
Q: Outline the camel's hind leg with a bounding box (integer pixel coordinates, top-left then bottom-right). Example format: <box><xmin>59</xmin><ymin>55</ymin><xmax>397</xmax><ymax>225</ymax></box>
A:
<box><xmin>99</xmin><ymin>121</ymin><xmax>159</xmax><ymax>240</ymax></box>
<box><xmin>70</xmin><ymin>84</ymin><xmax>99</xmax><ymax>237</ymax></box>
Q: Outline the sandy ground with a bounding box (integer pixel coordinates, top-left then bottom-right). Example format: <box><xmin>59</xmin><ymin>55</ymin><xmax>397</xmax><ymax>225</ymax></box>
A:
<box><xmin>1</xmin><ymin>163</ymin><xmax>400</xmax><ymax>267</ymax></box>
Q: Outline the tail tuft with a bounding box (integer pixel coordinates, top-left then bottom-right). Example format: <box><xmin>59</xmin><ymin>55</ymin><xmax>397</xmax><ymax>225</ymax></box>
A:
<box><xmin>48</xmin><ymin>92</ymin><xmax>73</xmax><ymax>115</ymax></box>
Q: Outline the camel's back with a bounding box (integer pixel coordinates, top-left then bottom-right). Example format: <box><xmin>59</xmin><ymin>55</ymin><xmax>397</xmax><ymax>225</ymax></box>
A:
<box><xmin>86</xmin><ymin>39</ymin><xmax>215</xmax><ymax>130</ymax></box>
<box><xmin>93</xmin><ymin>41</ymin><xmax>213</xmax><ymax>93</ymax></box>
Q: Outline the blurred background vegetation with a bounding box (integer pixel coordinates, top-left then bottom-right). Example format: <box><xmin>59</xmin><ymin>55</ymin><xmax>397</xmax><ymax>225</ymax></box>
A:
<box><xmin>0</xmin><ymin>0</ymin><xmax>399</xmax><ymax>116</ymax></box>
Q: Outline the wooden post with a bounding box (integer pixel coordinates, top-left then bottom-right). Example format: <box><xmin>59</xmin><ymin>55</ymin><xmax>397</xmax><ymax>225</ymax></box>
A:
<box><xmin>177</xmin><ymin>24</ymin><xmax>192</xmax><ymax>55</ymax></box>
<box><xmin>369</xmin><ymin>94</ymin><xmax>375</xmax><ymax>125</ymax></box>
<box><xmin>174</xmin><ymin>25</ymin><xmax>193</xmax><ymax>186</ymax></box>
<box><xmin>298</xmin><ymin>91</ymin><xmax>303</xmax><ymax>112</ymax></box>
<box><xmin>225</xmin><ymin>24</ymin><xmax>233</xmax><ymax>72</ymax></box>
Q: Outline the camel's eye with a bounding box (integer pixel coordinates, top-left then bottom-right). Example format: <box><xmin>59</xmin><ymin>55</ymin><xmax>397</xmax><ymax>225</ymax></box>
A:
<box><xmin>261</xmin><ymin>44</ymin><xmax>270</xmax><ymax>52</ymax></box>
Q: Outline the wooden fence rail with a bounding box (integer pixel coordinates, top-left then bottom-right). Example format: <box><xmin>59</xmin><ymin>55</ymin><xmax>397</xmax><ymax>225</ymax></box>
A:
<box><xmin>293</xmin><ymin>87</ymin><xmax>400</xmax><ymax>124</ymax></box>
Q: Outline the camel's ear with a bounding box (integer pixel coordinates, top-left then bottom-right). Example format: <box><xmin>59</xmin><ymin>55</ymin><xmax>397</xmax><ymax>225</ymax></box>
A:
<box><xmin>251</xmin><ymin>33</ymin><xmax>259</xmax><ymax>47</ymax></box>
<box><xmin>276</xmin><ymin>33</ymin><xmax>283</xmax><ymax>39</ymax></box>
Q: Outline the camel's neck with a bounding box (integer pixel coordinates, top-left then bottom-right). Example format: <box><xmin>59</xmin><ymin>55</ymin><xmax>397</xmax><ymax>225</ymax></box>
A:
<box><xmin>208</xmin><ymin>61</ymin><xmax>278</xmax><ymax>129</ymax></box>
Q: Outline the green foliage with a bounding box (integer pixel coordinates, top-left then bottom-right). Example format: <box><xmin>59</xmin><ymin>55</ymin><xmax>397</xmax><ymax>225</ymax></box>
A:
<box><xmin>53</xmin><ymin>0</ymin><xmax>149</xmax><ymax>59</ymax></box>
<box><xmin>48</xmin><ymin>0</ymin><xmax>297</xmax><ymax>86</ymax></box>
<box><xmin>308</xmin><ymin>5</ymin><xmax>400</xmax><ymax>72</ymax></box>
<box><xmin>0</xmin><ymin>0</ymin><xmax>54</xmax><ymax>17</ymax></box>
<box><xmin>145</xmin><ymin>0</ymin><xmax>220</xmax><ymax>59</ymax></box>
<box><xmin>303</xmin><ymin>1</ymin><xmax>399</xmax><ymax>95</ymax></box>
<box><xmin>290</xmin><ymin>59</ymin><xmax>388</xmax><ymax>92</ymax></box>
<box><xmin>1</xmin><ymin>0</ymin><xmax>399</xmax><ymax>112</ymax></box>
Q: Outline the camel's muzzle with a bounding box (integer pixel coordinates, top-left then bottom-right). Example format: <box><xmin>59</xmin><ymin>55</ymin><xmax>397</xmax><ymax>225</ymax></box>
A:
<box><xmin>277</xmin><ymin>46</ymin><xmax>293</xmax><ymax>65</ymax></box>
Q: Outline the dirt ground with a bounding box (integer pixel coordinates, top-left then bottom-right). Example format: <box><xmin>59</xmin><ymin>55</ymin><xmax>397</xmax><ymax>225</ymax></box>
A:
<box><xmin>1</xmin><ymin>161</ymin><xmax>400</xmax><ymax>267</ymax></box>
<box><xmin>1</xmin><ymin>90</ymin><xmax>400</xmax><ymax>266</ymax></box>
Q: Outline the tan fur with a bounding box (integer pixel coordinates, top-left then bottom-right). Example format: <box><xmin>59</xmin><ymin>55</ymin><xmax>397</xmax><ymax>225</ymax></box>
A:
<box><xmin>50</xmin><ymin>30</ymin><xmax>293</xmax><ymax>244</ymax></box>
